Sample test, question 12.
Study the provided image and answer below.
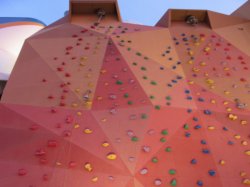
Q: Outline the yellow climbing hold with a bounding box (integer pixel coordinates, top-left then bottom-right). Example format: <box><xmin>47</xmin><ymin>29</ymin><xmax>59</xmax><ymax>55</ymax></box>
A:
<box><xmin>224</xmin><ymin>90</ymin><xmax>230</xmax><ymax>95</ymax></box>
<box><xmin>77</xmin><ymin>111</ymin><xmax>82</xmax><ymax>116</ymax></box>
<box><xmin>211</xmin><ymin>99</ymin><xmax>216</xmax><ymax>104</ymax></box>
<box><xmin>192</xmin><ymin>67</ymin><xmax>200</xmax><ymax>72</ymax></box>
<box><xmin>228</xmin><ymin>113</ymin><xmax>238</xmax><ymax>121</ymax></box>
<box><xmin>200</xmin><ymin>61</ymin><xmax>207</xmax><ymax>66</ymax></box>
<box><xmin>241</xmin><ymin>172</ymin><xmax>247</xmax><ymax>177</ymax></box>
<box><xmin>187</xmin><ymin>60</ymin><xmax>193</xmax><ymax>64</ymax></box>
<box><xmin>84</xmin><ymin>163</ymin><xmax>93</xmax><ymax>172</ymax></box>
<box><xmin>107</xmin><ymin>153</ymin><xmax>117</xmax><ymax>160</ymax></box>
<box><xmin>92</xmin><ymin>176</ymin><xmax>98</xmax><ymax>182</ymax></box>
<box><xmin>241</xmin><ymin>120</ymin><xmax>247</xmax><ymax>125</ymax></box>
<box><xmin>84</xmin><ymin>128</ymin><xmax>93</xmax><ymax>134</ymax></box>
<box><xmin>188</xmin><ymin>80</ymin><xmax>194</xmax><ymax>85</ymax></box>
<box><xmin>88</xmin><ymin>82</ymin><xmax>94</xmax><ymax>88</ymax></box>
<box><xmin>84</xmin><ymin>101</ymin><xmax>92</xmax><ymax>108</ymax></box>
<box><xmin>219</xmin><ymin>160</ymin><xmax>225</xmax><ymax>165</ymax></box>
<box><xmin>71</xmin><ymin>103</ymin><xmax>78</xmax><ymax>108</ymax></box>
<box><xmin>223</xmin><ymin>101</ymin><xmax>229</xmax><ymax>105</ymax></box>
<box><xmin>226</xmin><ymin>108</ymin><xmax>232</xmax><ymax>112</ymax></box>
<box><xmin>206</xmin><ymin>79</ymin><xmax>214</xmax><ymax>85</ymax></box>
<box><xmin>74</xmin><ymin>123</ymin><xmax>80</xmax><ymax>129</ymax></box>
<box><xmin>243</xmin><ymin>179</ymin><xmax>250</xmax><ymax>185</ymax></box>
<box><xmin>75</xmin><ymin>88</ymin><xmax>80</xmax><ymax>93</ymax></box>
<box><xmin>204</xmin><ymin>73</ymin><xmax>209</xmax><ymax>77</ymax></box>
<box><xmin>234</xmin><ymin>135</ymin><xmax>241</xmax><ymax>139</ymax></box>
<box><xmin>245</xmin><ymin>150</ymin><xmax>250</xmax><ymax>156</ymax></box>
<box><xmin>208</xmin><ymin>126</ymin><xmax>215</xmax><ymax>130</ymax></box>
<box><xmin>102</xmin><ymin>142</ymin><xmax>110</xmax><ymax>147</ymax></box>
<box><xmin>188</xmin><ymin>50</ymin><xmax>194</xmax><ymax>56</ymax></box>
<box><xmin>204</xmin><ymin>47</ymin><xmax>211</xmax><ymax>52</ymax></box>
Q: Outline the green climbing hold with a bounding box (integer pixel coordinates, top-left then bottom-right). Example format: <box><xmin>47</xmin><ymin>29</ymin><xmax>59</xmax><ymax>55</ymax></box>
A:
<box><xmin>155</xmin><ymin>105</ymin><xmax>161</xmax><ymax>110</ymax></box>
<box><xmin>151</xmin><ymin>81</ymin><xmax>157</xmax><ymax>85</ymax></box>
<box><xmin>141</xmin><ymin>113</ymin><xmax>148</xmax><ymax>119</ymax></box>
<box><xmin>170</xmin><ymin>179</ymin><xmax>177</xmax><ymax>186</ymax></box>
<box><xmin>136</xmin><ymin>52</ymin><xmax>142</xmax><ymax>56</ymax></box>
<box><xmin>141</xmin><ymin>66</ymin><xmax>147</xmax><ymax>71</ymax></box>
<box><xmin>152</xmin><ymin>157</ymin><xmax>158</xmax><ymax>163</ymax></box>
<box><xmin>132</xmin><ymin>62</ymin><xmax>137</xmax><ymax>66</ymax></box>
<box><xmin>131</xmin><ymin>136</ymin><xmax>139</xmax><ymax>142</ymax></box>
<box><xmin>166</xmin><ymin>96</ymin><xmax>172</xmax><ymax>100</ymax></box>
<box><xmin>149</xmin><ymin>95</ymin><xmax>155</xmax><ymax>100</ymax></box>
<box><xmin>165</xmin><ymin>147</ymin><xmax>172</xmax><ymax>152</ymax></box>
<box><xmin>124</xmin><ymin>93</ymin><xmax>129</xmax><ymax>98</ymax></box>
<box><xmin>169</xmin><ymin>169</ymin><xmax>176</xmax><ymax>175</ymax></box>
<box><xmin>160</xmin><ymin>137</ymin><xmax>166</xmax><ymax>143</ymax></box>
<box><xmin>161</xmin><ymin>129</ymin><xmax>168</xmax><ymax>135</ymax></box>
<box><xmin>127</xmin><ymin>101</ymin><xmax>133</xmax><ymax>105</ymax></box>
<box><xmin>142</xmin><ymin>76</ymin><xmax>148</xmax><ymax>80</ymax></box>
<box><xmin>183</xmin><ymin>124</ymin><xmax>189</xmax><ymax>130</ymax></box>
<box><xmin>144</xmin><ymin>56</ymin><xmax>149</xmax><ymax>60</ymax></box>
<box><xmin>127</xmin><ymin>47</ymin><xmax>131</xmax><ymax>51</ymax></box>
<box><xmin>116</xmin><ymin>80</ymin><xmax>123</xmax><ymax>85</ymax></box>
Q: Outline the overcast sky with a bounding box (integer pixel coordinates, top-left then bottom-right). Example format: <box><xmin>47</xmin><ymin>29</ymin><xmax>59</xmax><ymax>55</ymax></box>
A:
<box><xmin>0</xmin><ymin>0</ymin><xmax>247</xmax><ymax>26</ymax></box>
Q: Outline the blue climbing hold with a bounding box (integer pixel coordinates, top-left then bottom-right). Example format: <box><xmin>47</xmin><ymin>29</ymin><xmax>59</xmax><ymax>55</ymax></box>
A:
<box><xmin>191</xmin><ymin>159</ymin><xmax>197</xmax><ymax>164</ymax></box>
<box><xmin>202</xmin><ymin>149</ymin><xmax>210</xmax><ymax>154</ymax></box>
<box><xmin>197</xmin><ymin>180</ymin><xmax>203</xmax><ymax>186</ymax></box>
<box><xmin>208</xmin><ymin>170</ymin><xmax>216</xmax><ymax>176</ymax></box>
<box><xmin>201</xmin><ymin>140</ymin><xmax>207</xmax><ymax>145</ymax></box>
<box><xmin>204</xmin><ymin>110</ymin><xmax>212</xmax><ymax>115</ymax></box>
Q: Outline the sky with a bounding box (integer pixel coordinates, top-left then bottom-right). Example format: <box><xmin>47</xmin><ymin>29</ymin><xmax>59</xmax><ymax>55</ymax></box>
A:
<box><xmin>0</xmin><ymin>0</ymin><xmax>248</xmax><ymax>26</ymax></box>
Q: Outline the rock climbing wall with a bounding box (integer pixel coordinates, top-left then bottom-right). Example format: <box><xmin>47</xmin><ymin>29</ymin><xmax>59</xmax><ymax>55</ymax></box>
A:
<box><xmin>0</xmin><ymin>8</ymin><xmax>249</xmax><ymax>187</ymax></box>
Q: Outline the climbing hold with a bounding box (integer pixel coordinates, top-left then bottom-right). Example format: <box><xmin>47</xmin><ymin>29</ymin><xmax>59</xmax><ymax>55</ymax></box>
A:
<box><xmin>245</xmin><ymin>150</ymin><xmax>250</xmax><ymax>156</ymax></box>
<box><xmin>191</xmin><ymin>159</ymin><xmax>197</xmax><ymax>164</ymax></box>
<box><xmin>197</xmin><ymin>180</ymin><xmax>203</xmax><ymax>186</ymax></box>
<box><xmin>35</xmin><ymin>149</ymin><xmax>46</xmax><ymax>157</ymax></box>
<box><xmin>207</xmin><ymin>126</ymin><xmax>215</xmax><ymax>130</ymax></box>
<box><xmin>84</xmin><ymin>162</ymin><xmax>93</xmax><ymax>172</ymax></box>
<box><xmin>152</xmin><ymin>157</ymin><xmax>158</xmax><ymax>163</ymax></box>
<box><xmin>154</xmin><ymin>179</ymin><xmax>162</xmax><ymax>186</ymax></box>
<box><xmin>47</xmin><ymin>140</ymin><xmax>58</xmax><ymax>147</ymax></box>
<box><xmin>92</xmin><ymin>176</ymin><xmax>98</xmax><ymax>182</ymax></box>
<box><xmin>142</xmin><ymin>145</ymin><xmax>151</xmax><ymax>153</ymax></box>
<box><xmin>131</xmin><ymin>136</ymin><xmax>139</xmax><ymax>142</ymax></box>
<box><xmin>169</xmin><ymin>169</ymin><xmax>176</xmax><ymax>175</ymax></box>
<box><xmin>160</xmin><ymin>137</ymin><xmax>166</xmax><ymax>142</ymax></box>
<box><xmin>241</xmin><ymin>141</ymin><xmax>248</xmax><ymax>146</ymax></box>
<box><xmin>161</xmin><ymin>129</ymin><xmax>168</xmax><ymax>135</ymax></box>
<box><xmin>165</xmin><ymin>147</ymin><xmax>172</xmax><ymax>152</ymax></box>
<box><xmin>18</xmin><ymin>169</ymin><xmax>27</xmax><ymax>176</ymax></box>
<box><xmin>202</xmin><ymin>149</ymin><xmax>210</xmax><ymax>154</ymax></box>
<box><xmin>84</xmin><ymin>128</ymin><xmax>93</xmax><ymax>134</ymax></box>
<box><xmin>140</xmin><ymin>168</ymin><xmax>148</xmax><ymax>175</ymax></box>
<box><xmin>228</xmin><ymin>113</ymin><xmax>238</xmax><ymax>121</ymax></box>
<box><xmin>102</xmin><ymin>142</ymin><xmax>110</xmax><ymax>147</ymax></box>
<box><xmin>170</xmin><ymin>178</ymin><xmax>177</xmax><ymax>186</ymax></box>
<box><xmin>107</xmin><ymin>153</ymin><xmax>117</xmax><ymax>160</ymax></box>
<box><xmin>204</xmin><ymin>110</ymin><xmax>212</xmax><ymax>115</ymax></box>
<box><xmin>208</xmin><ymin>170</ymin><xmax>216</xmax><ymax>176</ymax></box>
<box><xmin>242</xmin><ymin>179</ymin><xmax>250</xmax><ymax>185</ymax></box>
<box><xmin>219</xmin><ymin>160</ymin><xmax>226</xmax><ymax>165</ymax></box>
